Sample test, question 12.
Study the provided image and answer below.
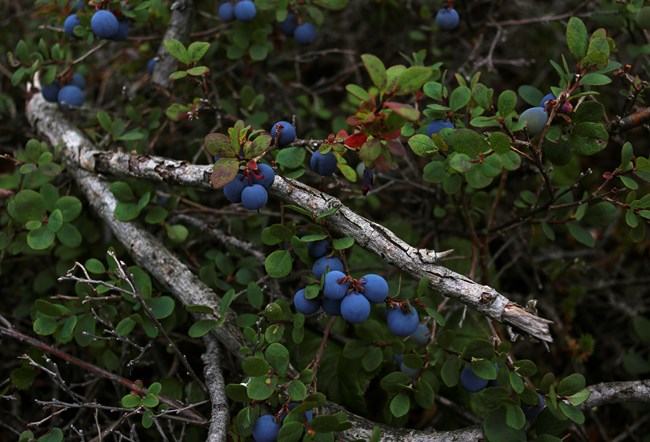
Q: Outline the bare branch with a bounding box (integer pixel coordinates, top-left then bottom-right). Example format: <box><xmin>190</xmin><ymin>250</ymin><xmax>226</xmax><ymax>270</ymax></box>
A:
<box><xmin>201</xmin><ymin>335</ymin><xmax>229</xmax><ymax>442</ymax></box>
<box><xmin>583</xmin><ymin>380</ymin><xmax>650</xmax><ymax>409</ymax></box>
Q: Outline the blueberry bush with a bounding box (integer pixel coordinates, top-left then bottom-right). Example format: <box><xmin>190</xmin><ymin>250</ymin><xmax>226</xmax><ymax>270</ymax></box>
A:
<box><xmin>2</xmin><ymin>0</ymin><xmax>650</xmax><ymax>441</ymax></box>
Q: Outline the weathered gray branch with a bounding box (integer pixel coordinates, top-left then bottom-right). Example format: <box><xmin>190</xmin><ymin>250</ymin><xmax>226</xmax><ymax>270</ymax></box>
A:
<box><xmin>583</xmin><ymin>379</ymin><xmax>650</xmax><ymax>409</ymax></box>
<box><xmin>84</xmin><ymin>149</ymin><xmax>553</xmax><ymax>343</ymax></box>
<box><xmin>202</xmin><ymin>335</ymin><xmax>229</xmax><ymax>442</ymax></box>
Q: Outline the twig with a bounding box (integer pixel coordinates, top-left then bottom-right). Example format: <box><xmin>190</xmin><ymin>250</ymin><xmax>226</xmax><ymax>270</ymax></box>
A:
<box><xmin>201</xmin><ymin>335</ymin><xmax>229</xmax><ymax>442</ymax></box>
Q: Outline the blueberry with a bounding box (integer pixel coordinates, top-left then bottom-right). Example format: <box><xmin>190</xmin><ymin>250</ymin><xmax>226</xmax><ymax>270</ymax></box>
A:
<box><xmin>519</xmin><ymin>107</ymin><xmax>548</xmax><ymax>135</ymax></box>
<box><xmin>323</xmin><ymin>270</ymin><xmax>349</xmax><ymax>300</ymax></box>
<box><xmin>91</xmin><ymin>10</ymin><xmax>119</xmax><ymax>39</ymax></box>
<box><xmin>251</xmin><ymin>414</ymin><xmax>281</xmax><ymax>442</ymax></box>
<box><xmin>241</xmin><ymin>184</ymin><xmax>268</xmax><ymax>210</ymax></box>
<box><xmin>218</xmin><ymin>2</ymin><xmax>235</xmax><ymax>22</ymax></box>
<box><xmin>112</xmin><ymin>20</ymin><xmax>129</xmax><ymax>41</ymax></box>
<box><xmin>64</xmin><ymin>14</ymin><xmax>81</xmax><ymax>38</ymax></box>
<box><xmin>521</xmin><ymin>393</ymin><xmax>546</xmax><ymax>419</ymax></box>
<box><xmin>435</xmin><ymin>7</ymin><xmax>460</xmax><ymax>30</ymax></box>
<box><xmin>146</xmin><ymin>58</ymin><xmax>158</xmax><ymax>74</ymax></box>
<box><xmin>41</xmin><ymin>81</ymin><xmax>61</xmax><ymax>103</ymax></box>
<box><xmin>360</xmin><ymin>274</ymin><xmax>389</xmax><ymax>303</ymax></box>
<box><xmin>310</xmin><ymin>151</ymin><xmax>337</xmax><ymax>176</ymax></box>
<box><xmin>340</xmin><ymin>292</ymin><xmax>371</xmax><ymax>324</ymax></box>
<box><xmin>408</xmin><ymin>323</ymin><xmax>430</xmax><ymax>347</ymax></box>
<box><xmin>70</xmin><ymin>73</ymin><xmax>86</xmax><ymax>89</ymax></box>
<box><xmin>293</xmin><ymin>288</ymin><xmax>320</xmax><ymax>315</ymax></box>
<box><xmin>426</xmin><ymin>120</ymin><xmax>454</xmax><ymax>136</ymax></box>
<box><xmin>223</xmin><ymin>174</ymin><xmax>246</xmax><ymax>203</ymax></box>
<box><xmin>307</xmin><ymin>239</ymin><xmax>330</xmax><ymax>258</ymax></box>
<box><xmin>321</xmin><ymin>297</ymin><xmax>341</xmax><ymax>316</ymax></box>
<box><xmin>386</xmin><ymin>306</ymin><xmax>419</xmax><ymax>336</ymax></box>
<box><xmin>57</xmin><ymin>85</ymin><xmax>84</xmax><ymax>111</ymax></box>
<box><xmin>311</xmin><ymin>256</ymin><xmax>344</xmax><ymax>279</ymax></box>
<box><xmin>234</xmin><ymin>0</ymin><xmax>256</xmax><ymax>22</ymax></box>
<box><xmin>251</xmin><ymin>163</ymin><xmax>275</xmax><ymax>189</ymax></box>
<box><xmin>270</xmin><ymin>121</ymin><xmax>296</xmax><ymax>147</ymax></box>
<box><xmin>540</xmin><ymin>93</ymin><xmax>556</xmax><ymax>108</ymax></box>
<box><xmin>460</xmin><ymin>365</ymin><xmax>488</xmax><ymax>393</ymax></box>
<box><xmin>294</xmin><ymin>23</ymin><xmax>317</xmax><ymax>45</ymax></box>
<box><xmin>278</xmin><ymin>12</ymin><xmax>298</xmax><ymax>36</ymax></box>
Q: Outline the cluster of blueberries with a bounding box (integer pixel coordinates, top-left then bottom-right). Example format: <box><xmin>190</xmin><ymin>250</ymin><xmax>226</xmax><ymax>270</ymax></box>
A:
<box><xmin>252</xmin><ymin>403</ymin><xmax>313</xmax><ymax>442</ymax></box>
<box><xmin>460</xmin><ymin>364</ymin><xmax>546</xmax><ymax>419</ymax></box>
<box><xmin>435</xmin><ymin>5</ymin><xmax>460</xmax><ymax>30</ymax></box>
<box><xmin>41</xmin><ymin>72</ymin><xmax>86</xmax><ymax>111</ymax></box>
<box><xmin>519</xmin><ymin>92</ymin><xmax>572</xmax><ymax>135</ymax></box>
<box><xmin>219</xmin><ymin>2</ymin><xmax>318</xmax><ymax>45</ymax></box>
<box><xmin>223</xmin><ymin>163</ymin><xmax>275</xmax><ymax>210</ymax></box>
<box><xmin>64</xmin><ymin>2</ymin><xmax>129</xmax><ymax>41</ymax></box>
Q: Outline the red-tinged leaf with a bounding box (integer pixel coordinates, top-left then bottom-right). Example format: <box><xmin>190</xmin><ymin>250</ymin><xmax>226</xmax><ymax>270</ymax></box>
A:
<box><xmin>347</xmin><ymin>115</ymin><xmax>364</xmax><ymax>126</ymax></box>
<box><xmin>210</xmin><ymin>158</ymin><xmax>239</xmax><ymax>189</ymax></box>
<box><xmin>379</xmin><ymin>128</ymin><xmax>402</xmax><ymax>140</ymax></box>
<box><xmin>336</xmin><ymin>129</ymin><xmax>349</xmax><ymax>139</ymax></box>
<box><xmin>359</xmin><ymin>138</ymin><xmax>383</xmax><ymax>163</ymax></box>
<box><xmin>384</xmin><ymin>102</ymin><xmax>420</xmax><ymax>122</ymax></box>
<box><xmin>345</xmin><ymin>133</ymin><xmax>368</xmax><ymax>148</ymax></box>
<box><xmin>204</xmin><ymin>133</ymin><xmax>237</xmax><ymax>157</ymax></box>
<box><xmin>387</xmin><ymin>140</ymin><xmax>406</xmax><ymax>157</ymax></box>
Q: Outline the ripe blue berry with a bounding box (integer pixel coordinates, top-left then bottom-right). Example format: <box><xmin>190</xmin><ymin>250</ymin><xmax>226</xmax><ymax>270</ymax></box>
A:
<box><xmin>435</xmin><ymin>7</ymin><xmax>460</xmax><ymax>30</ymax></box>
<box><xmin>146</xmin><ymin>58</ymin><xmax>158</xmax><ymax>74</ymax></box>
<box><xmin>218</xmin><ymin>2</ymin><xmax>235</xmax><ymax>21</ymax></box>
<box><xmin>113</xmin><ymin>20</ymin><xmax>129</xmax><ymax>41</ymax></box>
<box><xmin>340</xmin><ymin>292</ymin><xmax>371</xmax><ymax>324</ymax></box>
<box><xmin>241</xmin><ymin>184</ymin><xmax>268</xmax><ymax>210</ymax></box>
<box><xmin>426</xmin><ymin>119</ymin><xmax>454</xmax><ymax>136</ymax></box>
<box><xmin>70</xmin><ymin>73</ymin><xmax>86</xmax><ymax>89</ymax></box>
<box><xmin>270</xmin><ymin>121</ymin><xmax>296</xmax><ymax>147</ymax></box>
<box><xmin>519</xmin><ymin>107</ymin><xmax>548</xmax><ymax>135</ymax></box>
<box><xmin>311</xmin><ymin>256</ymin><xmax>344</xmax><ymax>279</ymax></box>
<box><xmin>251</xmin><ymin>414</ymin><xmax>281</xmax><ymax>442</ymax></box>
<box><xmin>278</xmin><ymin>12</ymin><xmax>298</xmax><ymax>36</ymax></box>
<box><xmin>460</xmin><ymin>365</ymin><xmax>488</xmax><ymax>392</ymax></box>
<box><xmin>223</xmin><ymin>174</ymin><xmax>246</xmax><ymax>203</ymax></box>
<box><xmin>323</xmin><ymin>270</ymin><xmax>349</xmax><ymax>300</ymax></box>
<box><xmin>386</xmin><ymin>306</ymin><xmax>419</xmax><ymax>336</ymax></box>
<box><xmin>57</xmin><ymin>85</ymin><xmax>84</xmax><ymax>111</ymax></box>
<box><xmin>321</xmin><ymin>298</ymin><xmax>341</xmax><ymax>316</ymax></box>
<box><xmin>251</xmin><ymin>163</ymin><xmax>275</xmax><ymax>189</ymax></box>
<box><xmin>234</xmin><ymin>0</ymin><xmax>256</xmax><ymax>22</ymax></box>
<box><xmin>307</xmin><ymin>239</ymin><xmax>330</xmax><ymax>258</ymax></box>
<box><xmin>522</xmin><ymin>393</ymin><xmax>546</xmax><ymax>419</ymax></box>
<box><xmin>91</xmin><ymin>10</ymin><xmax>119</xmax><ymax>39</ymax></box>
<box><xmin>540</xmin><ymin>93</ymin><xmax>556</xmax><ymax>108</ymax></box>
<box><xmin>408</xmin><ymin>323</ymin><xmax>430</xmax><ymax>347</ymax></box>
<box><xmin>360</xmin><ymin>274</ymin><xmax>389</xmax><ymax>304</ymax></box>
<box><xmin>310</xmin><ymin>151</ymin><xmax>337</xmax><ymax>176</ymax></box>
<box><xmin>293</xmin><ymin>288</ymin><xmax>320</xmax><ymax>315</ymax></box>
<box><xmin>41</xmin><ymin>81</ymin><xmax>61</xmax><ymax>103</ymax></box>
<box><xmin>294</xmin><ymin>23</ymin><xmax>317</xmax><ymax>45</ymax></box>
<box><xmin>64</xmin><ymin>14</ymin><xmax>81</xmax><ymax>38</ymax></box>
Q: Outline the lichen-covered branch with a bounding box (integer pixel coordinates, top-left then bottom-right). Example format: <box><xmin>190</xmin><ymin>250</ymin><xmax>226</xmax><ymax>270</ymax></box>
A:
<box><xmin>81</xmin><ymin>147</ymin><xmax>553</xmax><ymax>342</ymax></box>
<box><xmin>583</xmin><ymin>379</ymin><xmax>650</xmax><ymax>409</ymax></box>
<box><xmin>202</xmin><ymin>335</ymin><xmax>229</xmax><ymax>442</ymax></box>
<box><xmin>26</xmin><ymin>94</ymin><xmax>245</xmax><ymax>357</ymax></box>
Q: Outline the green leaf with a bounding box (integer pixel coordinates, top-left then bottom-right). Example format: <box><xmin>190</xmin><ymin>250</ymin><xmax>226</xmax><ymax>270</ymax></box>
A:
<box><xmin>559</xmin><ymin>401</ymin><xmax>585</xmax><ymax>424</ymax></box>
<box><xmin>121</xmin><ymin>393</ymin><xmax>142</xmax><ymax>408</ymax></box>
<box><xmin>441</xmin><ymin>355</ymin><xmax>461</xmax><ymax>387</ymax></box>
<box><xmin>557</xmin><ymin>373</ymin><xmax>586</xmax><ymax>396</ymax></box>
<box><xmin>288</xmin><ymin>380</ymin><xmax>308</xmax><ymax>401</ymax></box>
<box><xmin>57</xmin><ymin>223</ymin><xmax>82</xmax><ymax>248</ymax></box>
<box><xmin>188</xmin><ymin>319</ymin><xmax>218</xmax><ymax>338</ymax></box>
<box><xmin>497</xmin><ymin>90</ymin><xmax>517</xmax><ymax>117</ymax></box>
<box><xmin>505</xmin><ymin>404</ymin><xmax>526</xmax><ymax>430</ymax></box>
<box><xmin>149</xmin><ymin>296</ymin><xmax>175</xmax><ymax>319</ymax></box>
<box><xmin>361</xmin><ymin>53</ymin><xmax>387</xmax><ymax>91</ymax></box>
<box><xmin>483</xmin><ymin>409</ymin><xmax>526</xmax><ymax>442</ymax></box>
<box><xmin>397</xmin><ymin>66</ymin><xmax>432</xmax><ymax>94</ymax></box>
<box><xmin>97</xmin><ymin>111</ymin><xmax>112</xmax><ymax>132</ymax></box>
<box><xmin>379</xmin><ymin>371</ymin><xmax>410</xmax><ymax>393</ymax></box>
<box><xmin>580</xmin><ymin>72</ymin><xmax>611</xmax><ymax>85</ymax></box>
<box><xmin>27</xmin><ymin>225</ymin><xmax>55</xmax><ymax>250</ymax></box>
<box><xmin>37</xmin><ymin>428</ymin><xmax>64</xmax><ymax>442</ymax></box>
<box><xmin>141</xmin><ymin>410</ymin><xmax>154</xmax><ymax>429</ymax></box>
<box><xmin>116</xmin><ymin>317</ymin><xmax>136</xmax><ymax>336</ymax></box>
<box><xmin>567</xmin><ymin>223</ymin><xmax>595</xmax><ymax>247</ymax></box>
<box><xmin>265</xmin><ymin>343</ymin><xmax>290</xmax><ymax>376</ymax></box>
<box><xmin>509</xmin><ymin>372</ymin><xmax>525</xmax><ymax>393</ymax></box>
<box><xmin>449</xmin><ymin>86</ymin><xmax>471</xmax><ymax>111</ymax></box>
<box><xmin>450</xmin><ymin>129</ymin><xmax>489</xmax><ymax>156</ymax></box>
<box><xmin>142</xmin><ymin>392</ymin><xmax>159</xmax><ymax>408</ymax></box>
<box><xmin>14</xmin><ymin>189</ymin><xmax>47</xmax><ymax>221</ymax></box>
<box><xmin>518</xmin><ymin>85</ymin><xmax>543</xmax><ymax>107</ymax></box>
<box><xmin>114</xmin><ymin>202</ymin><xmax>140</xmax><ymax>221</ymax></box>
<box><xmin>264</xmin><ymin>249</ymin><xmax>292</xmax><ymax>278</ymax></box>
<box><xmin>346</xmin><ymin>84</ymin><xmax>370</xmax><ymax>101</ymax></box>
<box><xmin>164</xmin><ymin>38</ymin><xmax>189</xmax><ymax>64</ymax></box>
<box><xmin>186</xmin><ymin>66</ymin><xmax>210</xmax><ymax>76</ymax></box>
<box><xmin>188</xmin><ymin>41</ymin><xmax>211</xmax><ymax>63</ymax></box>
<box><xmin>409</xmin><ymin>134</ymin><xmax>439</xmax><ymax>157</ymax></box>
<box><xmin>33</xmin><ymin>316</ymin><xmax>58</xmax><ymax>335</ymax></box>
<box><xmin>384</xmin><ymin>102</ymin><xmax>420</xmax><ymax>121</ymax></box>
<box><xmin>210</xmin><ymin>158</ymin><xmax>240</xmax><ymax>190</ymax></box>
<box><xmin>361</xmin><ymin>347</ymin><xmax>383</xmax><ymax>372</ymax></box>
<box><xmin>332</xmin><ymin>236</ymin><xmax>354</xmax><ymax>250</ymax></box>
<box><xmin>567</xmin><ymin>388</ymin><xmax>591</xmax><ymax>406</ymax></box>
<box><xmin>276</xmin><ymin>147</ymin><xmax>306</xmax><ymax>168</ymax></box>
<box><xmin>11</xmin><ymin>366</ymin><xmax>37</xmax><ymax>390</ymax></box>
<box><xmin>276</xmin><ymin>421</ymin><xmax>304</xmax><ymax>441</ymax></box>
<box><xmin>472</xmin><ymin>359</ymin><xmax>498</xmax><ymax>380</ymax></box>
<box><xmin>389</xmin><ymin>393</ymin><xmax>410</xmax><ymax>417</ymax></box>
<box><xmin>242</xmin><ymin>357</ymin><xmax>269</xmax><ymax>377</ymax></box>
<box><xmin>448</xmin><ymin>153</ymin><xmax>471</xmax><ymax>173</ymax></box>
<box><xmin>566</xmin><ymin>17</ymin><xmax>588</xmax><ymax>59</ymax></box>
<box><xmin>414</xmin><ymin>378</ymin><xmax>435</xmax><ymax>409</ymax></box>
<box><xmin>247</xmin><ymin>376</ymin><xmax>276</xmax><ymax>400</ymax></box>
<box><xmin>46</xmin><ymin>209</ymin><xmax>63</xmax><ymax>232</ymax></box>
<box><xmin>109</xmin><ymin>182</ymin><xmax>135</xmax><ymax>202</ymax></box>
<box><xmin>513</xmin><ymin>360</ymin><xmax>537</xmax><ymax>377</ymax></box>
<box><xmin>584</xmin><ymin>201</ymin><xmax>617</xmax><ymax>227</ymax></box>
